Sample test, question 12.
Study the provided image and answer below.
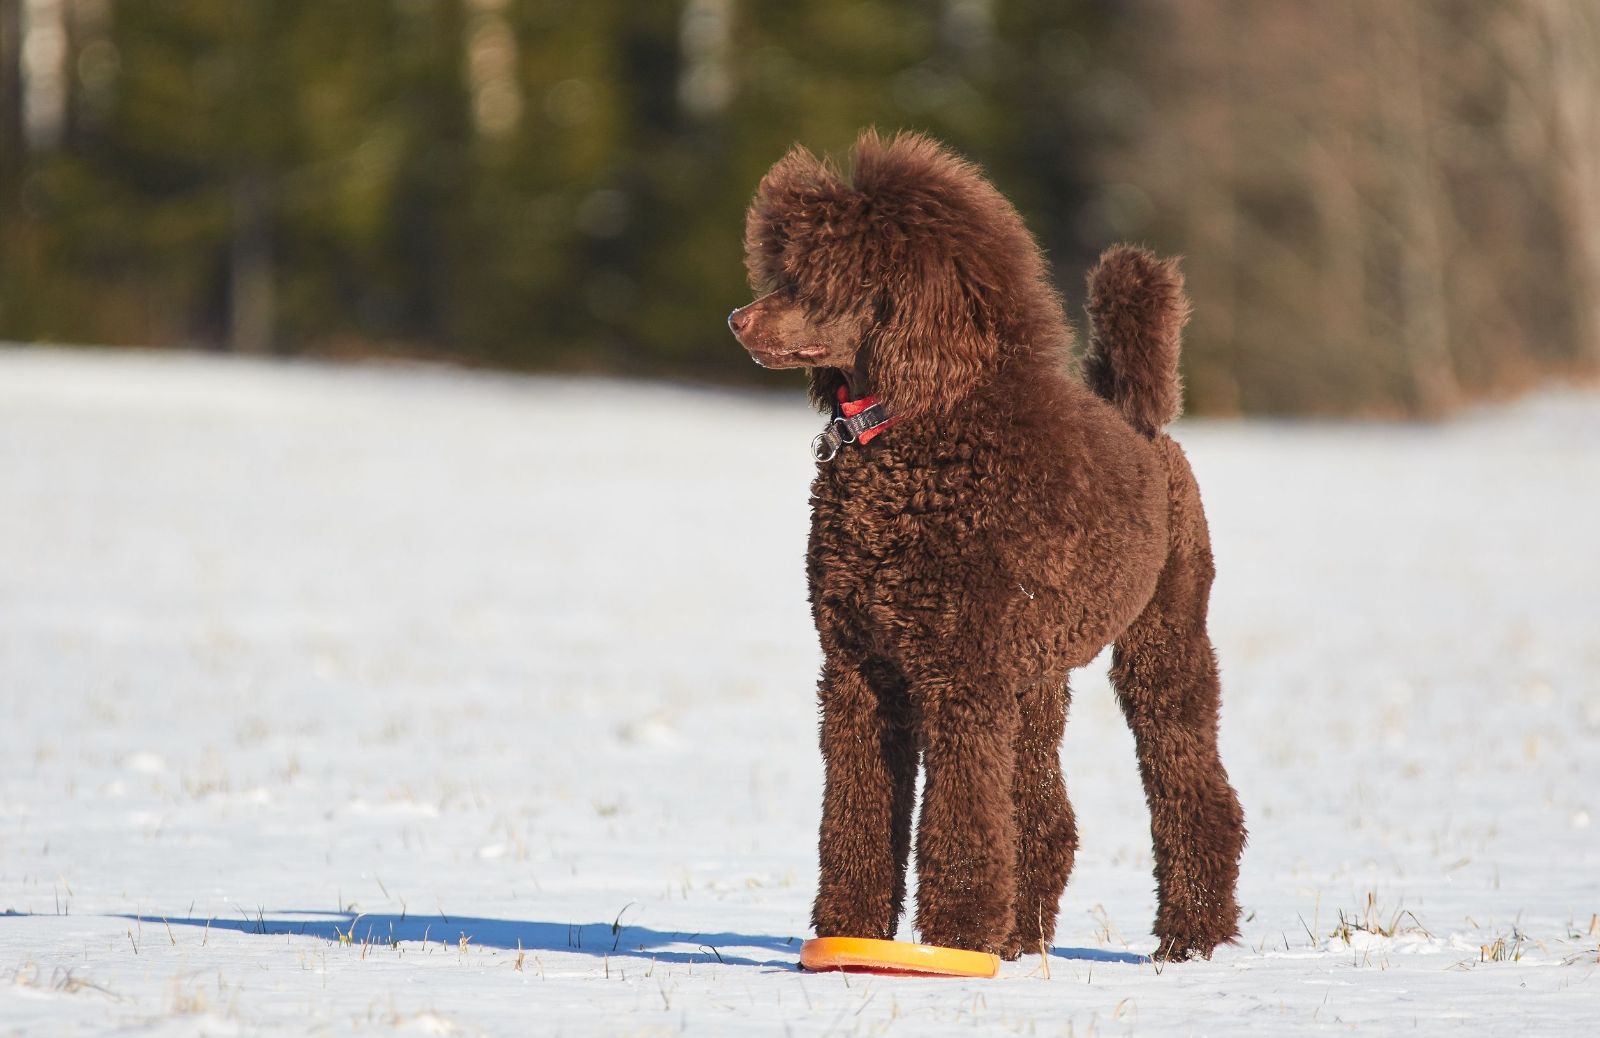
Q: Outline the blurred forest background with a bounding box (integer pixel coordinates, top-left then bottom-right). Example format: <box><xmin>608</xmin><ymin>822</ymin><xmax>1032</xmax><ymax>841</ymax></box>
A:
<box><xmin>2</xmin><ymin>0</ymin><xmax>1597</xmax><ymax>416</ymax></box>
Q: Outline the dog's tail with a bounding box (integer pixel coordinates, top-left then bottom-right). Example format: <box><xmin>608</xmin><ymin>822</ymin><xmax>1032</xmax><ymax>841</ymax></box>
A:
<box><xmin>1083</xmin><ymin>245</ymin><xmax>1191</xmax><ymax>437</ymax></box>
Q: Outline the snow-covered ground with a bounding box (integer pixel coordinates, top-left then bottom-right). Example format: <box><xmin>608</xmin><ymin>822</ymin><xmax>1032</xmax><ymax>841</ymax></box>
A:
<box><xmin>0</xmin><ymin>346</ymin><xmax>1596</xmax><ymax>1036</ymax></box>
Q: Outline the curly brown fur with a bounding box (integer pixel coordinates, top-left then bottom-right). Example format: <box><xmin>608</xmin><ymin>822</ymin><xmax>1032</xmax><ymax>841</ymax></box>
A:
<box><xmin>732</xmin><ymin>131</ymin><xmax>1246</xmax><ymax>961</ymax></box>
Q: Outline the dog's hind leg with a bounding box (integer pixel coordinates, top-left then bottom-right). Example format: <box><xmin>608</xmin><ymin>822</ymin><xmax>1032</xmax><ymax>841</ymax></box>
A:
<box><xmin>912</xmin><ymin>678</ymin><xmax>1021</xmax><ymax>954</ymax></box>
<box><xmin>999</xmin><ymin>678</ymin><xmax>1077</xmax><ymax>961</ymax></box>
<box><xmin>1110</xmin><ymin>452</ymin><xmax>1246</xmax><ymax>960</ymax></box>
<box><xmin>812</xmin><ymin>652</ymin><xmax>919</xmax><ymax>940</ymax></box>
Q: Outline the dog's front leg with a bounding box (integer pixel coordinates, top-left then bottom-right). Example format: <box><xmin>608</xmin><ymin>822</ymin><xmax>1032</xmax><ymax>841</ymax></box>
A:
<box><xmin>812</xmin><ymin>652</ymin><xmax>918</xmax><ymax>941</ymax></box>
<box><xmin>913</xmin><ymin>677</ymin><xmax>1021</xmax><ymax>954</ymax></box>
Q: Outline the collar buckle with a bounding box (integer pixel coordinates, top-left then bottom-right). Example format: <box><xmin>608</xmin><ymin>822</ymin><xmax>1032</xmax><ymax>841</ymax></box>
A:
<box><xmin>813</xmin><ymin>423</ymin><xmax>843</xmax><ymax>461</ymax></box>
<box><xmin>813</xmin><ymin>397</ymin><xmax>892</xmax><ymax>462</ymax></box>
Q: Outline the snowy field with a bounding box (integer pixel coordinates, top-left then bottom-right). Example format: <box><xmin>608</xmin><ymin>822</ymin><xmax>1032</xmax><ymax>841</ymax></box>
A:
<box><xmin>1</xmin><ymin>346</ymin><xmax>1596</xmax><ymax>1036</ymax></box>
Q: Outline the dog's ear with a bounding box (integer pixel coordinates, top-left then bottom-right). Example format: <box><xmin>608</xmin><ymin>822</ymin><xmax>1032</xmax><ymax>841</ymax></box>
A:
<box><xmin>847</xmin><ymin>129</ymin><xmax>1002</xmax><ymax>419</ymax></box>
<box><xmin>743</xmin><ymin>145</ymin><xmax>848</xmax><ymax>295</ymax></box>
<box><xmin>864</xmin><ymin>251</ymin><xmax>998</xmax><ymax>420</ymax></box>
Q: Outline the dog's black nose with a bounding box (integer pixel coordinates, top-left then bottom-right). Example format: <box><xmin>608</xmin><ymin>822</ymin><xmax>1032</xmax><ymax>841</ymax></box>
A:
<box><xmin>728</xmin><ymin>307</ymin><xmax>750</xmax><ymax>334</ymax></box>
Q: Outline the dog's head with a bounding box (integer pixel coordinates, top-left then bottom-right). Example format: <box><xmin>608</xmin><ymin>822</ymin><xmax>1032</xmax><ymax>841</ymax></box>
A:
<box><xmin>729</xmin><ymin>129</ymin><xmax>1060</xmax><ymax>419</ymax></box>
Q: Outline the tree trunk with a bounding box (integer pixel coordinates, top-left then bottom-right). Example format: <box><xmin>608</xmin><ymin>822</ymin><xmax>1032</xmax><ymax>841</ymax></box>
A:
<box><xmin>229</xmin><ymin>170</ymin><xmax>274</xmax><ymax>354</ymax></box>
<box><xmin>1</xmin><ymin>0</ymin><xmax>24</xmax><ymax>212</ymax></box>
<box><xmin>1538</xmin><ymin>0</ymin><xmax>1600</xmax><ymax>368</ymax></box>
<box><xmin>1375</xmin><ymin>0</ymin><xmax>1459</xmax><ymax>416</ymax></box>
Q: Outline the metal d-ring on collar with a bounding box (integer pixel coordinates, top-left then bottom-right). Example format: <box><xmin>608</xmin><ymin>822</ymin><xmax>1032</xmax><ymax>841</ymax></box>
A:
<box><xmin>812</xmin><ymin>402</ymin><xmax>891</xmax><ymax>462</ymax></box>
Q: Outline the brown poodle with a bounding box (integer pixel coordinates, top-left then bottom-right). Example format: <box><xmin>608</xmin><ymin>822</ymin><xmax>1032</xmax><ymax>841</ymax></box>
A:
<box><xmin>728</xmin><ymin>130</ymin><xmax>1246</xmax><ymax>962</ymax></box>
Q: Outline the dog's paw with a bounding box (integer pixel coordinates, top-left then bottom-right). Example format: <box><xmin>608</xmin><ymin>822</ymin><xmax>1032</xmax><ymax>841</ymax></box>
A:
<box><xmin>1152</xmin><ymin>932</ymin><xmax>1233</xmax><ymax>962</ymax></box>
<box><xmin>812</xmin><ymin>892</ymin><xmax>897</xmax><ymax>942</ymax></box>
<box><xmin>917</xmin><ymin>924</ymin><xmax>1011</xmax><ymax>958</ymax></box>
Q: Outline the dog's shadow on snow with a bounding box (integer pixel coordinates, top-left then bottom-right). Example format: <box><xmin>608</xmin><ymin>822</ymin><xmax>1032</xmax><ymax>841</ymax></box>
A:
<box><xmin>1048</xmin><ymin>946</ymin><xmax>1148</xmax><ymax>965</ymax></box>
<box><xmin>116</xmin><ymin>911</ymin><xmax>1147</xmax><ymax>969</ymax></box>
<box><xmin>126</xmin><ymin>912</ymin><xmax>795</xmax><ymax>967</ymax></box>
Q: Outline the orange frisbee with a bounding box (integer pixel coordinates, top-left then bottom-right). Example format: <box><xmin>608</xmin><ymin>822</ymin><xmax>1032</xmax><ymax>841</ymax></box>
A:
<box><xmin>799</xmin><ymin>937</ymin><xmax>999</xmax><ymax>978</ymax></box>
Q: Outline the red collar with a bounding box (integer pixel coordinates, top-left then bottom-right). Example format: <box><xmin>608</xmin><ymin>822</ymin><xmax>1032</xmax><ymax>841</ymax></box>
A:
<box><xmin>812</xmin><ymin>386</ymin><xmax>897</xmax><ymax>461</ymax></box>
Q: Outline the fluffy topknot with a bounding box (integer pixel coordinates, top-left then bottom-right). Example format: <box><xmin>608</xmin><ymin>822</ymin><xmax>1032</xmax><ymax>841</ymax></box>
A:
<box><xmin>743</xmin><ymin>130</ymin><xmax>1074</xmax><ymax>419</ymax></box>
